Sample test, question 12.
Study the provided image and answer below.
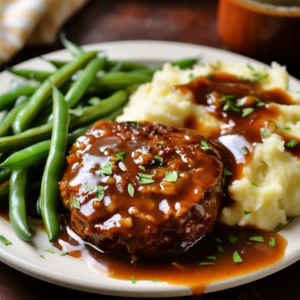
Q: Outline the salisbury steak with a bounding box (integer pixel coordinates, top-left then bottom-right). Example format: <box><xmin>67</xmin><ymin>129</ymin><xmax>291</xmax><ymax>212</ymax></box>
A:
<box><xmin>60</xmin><ymin>121</ymin><xmax>225</xmax><ymax>258</ymax></box>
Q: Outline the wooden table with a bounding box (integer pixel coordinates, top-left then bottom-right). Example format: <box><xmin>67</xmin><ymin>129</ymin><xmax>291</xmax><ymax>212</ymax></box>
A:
<box><xmin>1</xmin><ymin>0</ymin><xmax>300</xmax><ymax>299</ymax></box>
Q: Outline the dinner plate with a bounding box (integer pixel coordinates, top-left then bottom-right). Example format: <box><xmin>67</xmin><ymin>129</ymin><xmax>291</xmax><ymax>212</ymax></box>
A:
<box><xmin>1</xmin><ymin>40</ymin><xmax>300</xmax><ymax>298</ymax></box>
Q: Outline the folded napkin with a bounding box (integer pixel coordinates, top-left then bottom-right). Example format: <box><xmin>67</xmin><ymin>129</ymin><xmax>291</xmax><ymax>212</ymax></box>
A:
<box><xmin>0</xmin><ymin>0</ymin><xmax>90</xmax><ymax>64</ymax></box>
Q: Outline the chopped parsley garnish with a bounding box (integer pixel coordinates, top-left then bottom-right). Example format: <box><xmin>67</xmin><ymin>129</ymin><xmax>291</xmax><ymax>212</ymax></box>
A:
<box><xmin>139</xmin><ymin>166</ymin><xmax>146</xmax><ymax>171</ymax></box>
<box><xmin>224</xmin><ymin>170</ymin><xmax>233</xmax><ymax>176</ymax></box>
<box><xmin>207</xmin><ymin>73</ymin><xmax>214</xmax><ymax>78</ymax></box>
<box><xmin>65</xmin><ymin>200</ymin><xmax>69</xmax><ymax>205</ymax></box>
<box><xmin>229</xmin><ymin>234</ymin><xmax>238</xmax><ymax>245</ymax></box>
<box><xmin>251</xmin><ymin>181</ymin><xmax>258</xmax><ymax>187</ymax></box>
<box><xmin>128</xmin><ymin>183</ymin><xmax>135</xmax><ymax>197</ymax></box>
<box><xmin>72</xmin><ymin>199</ymin><xmax>81</xmax><ymax>209</ymax></box>
<box><xmin>128</xmin><ymin>121</ymin><xmax>139</xmax><ymax>126</ymax></box>
<box><xmin>199</xmin><ymin>262</ymin><xmax>215</xmax><ymax>266</ymax></box>
<box><xmin>116</xmin><ymin>152</ymin><xmax>126</xmax><ymax>162</ymax></box>
<box><xmin>260</xmin><ymin>128</ymin><xmax>268</xmax><ymax>137</ymax></box>
<box><xmin>130</xmin><ymin>276</ymin><xmax>136</xmax><ymax>284</ymax></box>
<box><xmin>138</xmin><ymin>178</ymin><xmax>155</xmax><ymax>185</ymax></box>
<box><xmin>246</xmin><ymin>242</ymin><xmax>252</xmax><ymax>245</ymax></box>
<box><xmin>223</xmin><ymin>100</ymin><xmax>240</xmax><ymax>112</ymax></box>
<box><xmin>252</xmin><ymin>72</ymin><xmax>268</xmax><ymax>83</ymax></box>
<box><xmin>155</xmin><ymin>155</ymin><xmax>163</xmax><ymax>162</ymax></box>
<box><xmin>84</xmin><ymin>182</ymin><xmax>94</xmax><ymax>192</ymax></box>
<box><xmin>44</xmin><ymin>249</ymin><xmax>55</xmax><ymax>253</ymax></box>
<box><xmin>189</xmin><ymin>73</ymin><xmax>195</xmax><ymax>81</ymax></box>
<box><xmin>268</xmin><ymin>118</ymin><xmax>273</xmax><ymax>122</ymax></box>
<box><xmin>249</xmin><ymin>236</ymin><xmax>264</xmax><ymax>242</ymax></box>
<box><xmin>206</xmin><ymin>255</ymin><xmax>216</xmax><ymax>260</ymax></box>
<box><xmin>286</xmin><ymin>139</ymin><xmax>298</xmax><ymax>148</ymax></box>
<box><xmin>252</xmin><ymin>96</ymin><xmax>260</xmax><ymax>102</ymax></box>
<box><xmin>233</xmin><ymin>251</ymin><xmax>243</xmax><ymax>263</ymax></box>
<box><xmin>242</xmin><ymin>147</ymin><xmax>248</xmax><ymax>154</ymax></box>
<box><xmin>217</xmin><ymin>245</ymin><xmax>224</xmax><ymax>253</ymax></box>
<box><xmin>99</xmin><ymin>161</ymin><xmax>114</xmax><ymax>176</ymax></box>
<box><xmin>216</xmin><ymin>238</ymin><xmax>222</xmax><ymax>243</ymax></box>
<box><xmin>200</xmin><ymin>140</ymin><xmax>211</xmax><ymax>151</ymax></box>
<box><xmin>164</xmin><ymin>171</ymin><xmax>179</xmax><ymax>182</ymax></box>
<box><xmin>242</xmin><ymin>108</ymin><xmax>254</xmax><ymax>117</ymax></box>
<box><xmin>0</xmin><ymin>235</ymin><xmax>12</xmax><ymax>246</ymax></box>
<box><xmin>96</xmin><ymin>185</ymin><xmax>104</xmax><ymax>201</ymax></box>
<box><xmin>40</xmin><ymin>255</ymin><xmax>44</xmax><ymax>259</ymax></box>
<box><xmin>257</xmin><ymin>102</ymin><xmax>265</xmax><ymax>107</ymax></box>
<box><xmin>138</xmin><ymin>173</ymin><xmax>153</xmax><ymax>179</ymax></box>
<box><xmin>247</xmin><ymin>63</ymin><xmax>255</xmax><ymax>71</ymax></box>
<box><xmin>244</xmin><ymin>211</ymin><xmax>251</xmax><ymax>215</ymax></box>
<box><xmin>269</xmin><ymin>237</ymin><xmax>276</xmax><ymax>246</ymax></box>
<box><xmin>275</xmin><ymin>124</ymin><xmax>279</xmax><ymax>129</ymax></box>
<box><xmin>61</xmin><ymin>251</ymin><xmax>68</xmax><ymax>256</ymax></box>
<box><xmin>153</xmin><ymin>279</ymin><xmax>159</xmax><ymax>282</ymax></box>
<box><xmin>157</xmin><ymin>141</ymin><xmax>164</xmax><ymax>145</ymax></box>
<box><xmin>284</xmin><ymin>126</ymin><xmax>291</xmax><ymax>130</ymax></box>
<box><xmin>237</xmin><ymin>76</ymin><xmax>248</xmax><ymax>81</ymax></box>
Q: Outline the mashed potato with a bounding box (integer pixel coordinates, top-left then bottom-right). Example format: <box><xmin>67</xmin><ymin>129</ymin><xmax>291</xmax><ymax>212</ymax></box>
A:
<box><xmin>117</xmin><ymin>62</ymin><xmax>300</xmax><ymax>231</ymax></box>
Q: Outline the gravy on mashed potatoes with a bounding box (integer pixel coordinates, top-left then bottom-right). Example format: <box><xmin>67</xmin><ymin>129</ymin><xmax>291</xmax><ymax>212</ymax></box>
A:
<box><xmin>117</xmin><ymin>62</ymin><xmax>300</xmax><ymax>231</ymax></box>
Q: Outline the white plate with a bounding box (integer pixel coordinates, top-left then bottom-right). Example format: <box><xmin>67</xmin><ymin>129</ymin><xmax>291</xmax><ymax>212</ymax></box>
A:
<box><xmin>1</xmin><ymin>41</ymin><xmax>300</xmax><ymax>298</ymax></box>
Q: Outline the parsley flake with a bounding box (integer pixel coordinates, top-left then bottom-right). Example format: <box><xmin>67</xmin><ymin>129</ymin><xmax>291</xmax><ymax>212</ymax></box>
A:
<box><xmin>130</xmin><ymin>276</ymin><xmax>136</xmax><ymax>284</ymax></box>
<box><xmin>128</xmin><ymin>183</ymin><xmax>135</xmax><ymax>197</ymax></box>
<box><xmin>157</xmin><ymin>141</ymin><xmax>164</xmax><ymax>145</ymax></box>
<box><xmin>164</xmin><ymin>171</ymin><xmax>178</xmax><ymax>182</ymax></box>
<box><xmin>249</xmin><ymin>236</ymin><xmax>264</xmax><ymax>242</ymax></box>
<box><xmin>0</xmin><ymin>235</ymin><xmax>12</xmax><ymax>246</ymax></box>
<box><xmin>260</xmin><ymin>128</ymin><xmax>268</xmax><ymax>137</ymax></box>
<box><xmin>200</xmin><ymin>140</ymin><xmax>211</xmax><ymax>151</ymax></box>
<box><xmin>286</xmin><ymin>139</ymin><xmax>298</xmax><ymax>148</ymax></box>
<box><xmin>153</xmin><ymin>279</ymin><xmax>159</xmax><ymax>282</ymax></box>
<box><xmin>99</xmin><ymin>161</ymin><xmax>114</xmax><ymax>176</ymax></box>
<box><xmin>65</xmin><ymin>200</ymin><xmax>69</xmax><ymax>205</ymax></box>
<box><xmin>246</xmin><ymin>242</ymin><xmax>252</xmax><ymax>245</ymax></box>
<box><xmin>217</xmin><ymin>245</ymin><xmax>224</xmax><ymax>253</ymax></box>
<box><xmin>252</xmin><ymin>96</ymin><xmax>260</xmax><ymax>102</ymax></box>
<box><xmin>216</xmin><ymin>238</ymin><xmax>222</xmax><ymax>243</ymax></box>
<box><xmin>206</xmin><ymin>255</ymin><xmax>216</xmax><ymax>260</ymax></box>
<box><xmin>268</xmin><ymin>118</ymin><xmax>273</xmax><ymax>122</ymax></box>
<box><xmin>251</xmin><ymin>181</ymin><xmax>258</xmax><ymax>187</ymax></box>
<box><xmin>242</xmin><ymin>147</ymin><xmax>248</xmax><ymax>154</ymax></box>
<box><xmin>242</xmin><ymin>108</ymin><xmax>254</xmax><ymax>117</ymax></box>
<box><xmin>84</xmin><ymin>182</ymin><xmax>94</xmax><ymax>192</ymax></box>
<box><xmin>96</xmin><ymin>185</ymin><xmax>104</xmax><ymax>201</ymax></box>
<box><xmin>269</xmin><ymin>237</ymin><xmax>276</xmax><ymax>246</ymax></box>
<box><xmin>138</xmin><ymin>173</ymin><xmax>153</xmax><ymax>179</ymax></box>
<box><xmin>139</xmin><ymin>166</ymin><xmax>146</xmax><ymax>171</ymax></box>
<box><xmin>244</xmin><ymin>211</ymin><xmax>251</xmax><ymax>215</ymax></box>
<box><xmin>233</xmin><ymin>250</ymin><xmax>243</xmax><ymax>263</ymax></box>
<box><xmin>284</xmin><ymin>126</ymin><xmax>291</xmax><ymax>130</ymax></box>
<box><xmin>155</xmin><ymin>156</ymin><xmax>163</xmax><ymax>162</ymax></box>
<box><xmin>189</xmin><ymin>73</ymin><xmax>195</xmax><ymax>81</ymax></box>
<box><xmin>61</xmin><ymin>251</ymin><xmax>68</xmax><ymax>256</ymax></box>
<box><xmin>257</xmin><ymin>102</ymin><xmax>265</xmax><ymax>107</ymax></box>
<box><xmin>72</xmin><ymin>199</ymin><xmax>81</xmax><ymax>209</ymax></box>
<box><xmin>229</xmin><ymin>234</ymin><xmax>238</xmax><ymax>245</ymax></box>
<box><xmin>138</xmin><ymin>178</ymin><xmax>155</xmax><ymax>185</ymax></box>
<box><xmin>275</xmin><ymin>124</ymin><xmax>279</xmax><ymax>129</ymax></box>
<box><xmin>44</xmin><ymin>249</ymin><xmax>55</xmax><ymax>253</ymax></box>
<box><xmin>247</xmin><ymin>63</ymin><xmax>255</xmax><ymax>71</ymax></box>
<box><xmin>40</xmin><ymin>255</ymin><xmax>44</xmax><ymax>259</ymax></box>
<box><xmin>207</xmin><ymin>73</ymin><xmax>214</xmax><ymax>78</ymax></box>
<box><xmin>199</xmin><ymin>262</ymin><xmax>215</xmax><ymax>266</ymax></box>
<box><xmin>116</xmin><ymin>152</ymin><xmax>126</xmax><ymax>161</ymax></box>
<box><xmin>224</xmin><ymin>170</ymin><xmax>233</xmax><ymax>176</ymax></box>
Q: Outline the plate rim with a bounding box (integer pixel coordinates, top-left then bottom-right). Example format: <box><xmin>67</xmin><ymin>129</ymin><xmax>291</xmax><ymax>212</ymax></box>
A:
<box><xmin>1</xmin><ymin>40</ymin><xmax>300</xmax><ymax>297</ymax></box>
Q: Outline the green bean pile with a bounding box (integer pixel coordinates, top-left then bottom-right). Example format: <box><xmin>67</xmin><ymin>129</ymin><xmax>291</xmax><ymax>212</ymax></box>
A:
<box><xmin>0</xmin><ymin>34</ymin><xmax>198</xmax><ymax>243</ymax></box>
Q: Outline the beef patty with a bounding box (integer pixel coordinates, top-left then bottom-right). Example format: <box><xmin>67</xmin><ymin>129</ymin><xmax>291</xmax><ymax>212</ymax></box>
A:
<box><xmin>60</xmin><ymin>121</ymin><xmax>225</xmax><ymax>259</ymax></box>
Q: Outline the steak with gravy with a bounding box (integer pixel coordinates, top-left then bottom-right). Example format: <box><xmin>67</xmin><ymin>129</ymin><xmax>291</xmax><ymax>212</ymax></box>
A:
<box><xmin>60</xmin><ymin>121</ymin><xmax>225</xmax><ymax>259</ymax></box>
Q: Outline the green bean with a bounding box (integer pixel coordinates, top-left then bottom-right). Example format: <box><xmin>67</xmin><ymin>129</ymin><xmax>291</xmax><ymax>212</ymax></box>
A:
<box><xmin>43</xmin><ymin>59</ymin><xmax>67</xmax><ymax>69</ymax></box>
<box><xmin>0</xmin><ymin>82</ymin><xmax>39</xmax><ymax>111</ymax></box>
<box><xmin>0</xmin><ymin>180</ymin><xmax>41</xmax><ymax>203</ymax></box>
<box><xmin>69</xmin><ymin>90</ymin><xmax>128</xmax><ymax>130</ymax></box>
<box><xmin>9</xmin><ymin>169</ymin><xmax>32</xmax><ymax>241</ymax></box>
<box><xmin>41</xmin><ymin>83</ymin><xmax>70</xmax><ymax>242</ymax></box>
<box><xmin>60</xmin><ymin>32</ymin><xmax>83</xmax><ymax>56</ymax></box>
<box><xmin>0</xmin><ymin>122</ymin><xmax>53</xmax><ymax>153</ymax></box>
<box><xmin>92</xmin><ymin>72</ymin><xmax>152</xmax><ymax>89</ymax></box>
<box><xmin>0</xmin><ymin>98</ymin><xmax>29</xmax><ymax>137</ymax></box>
<box><xmin>0</xmin><ymin>168</ymin><xmax>12</xmax><ymax>185</ymax></box>
<box><xmin>65</xmin><ymin>57</ymin><xmax>107</xmax><ymax>108</ymax></box>
<box><xmin>13</xmin><ymin>51</ymin><xmax>97</xmax><ymax>134</ymax></box>
<box><xmin>0</xmin><ymin>140</ymin><xmax>51</xmax><ymax>170</ymax></box>
<box><xmin>7</xmin><ymin>68</ymin><xmax>52</xmax><ymax>82</ymax></box>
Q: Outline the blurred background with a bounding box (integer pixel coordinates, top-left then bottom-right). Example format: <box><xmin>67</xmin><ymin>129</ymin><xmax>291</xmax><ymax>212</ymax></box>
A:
<box><xmin>1</xmin><ymin>0</ymin><xmax>300</xmax><ymax>299</ymax></box>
